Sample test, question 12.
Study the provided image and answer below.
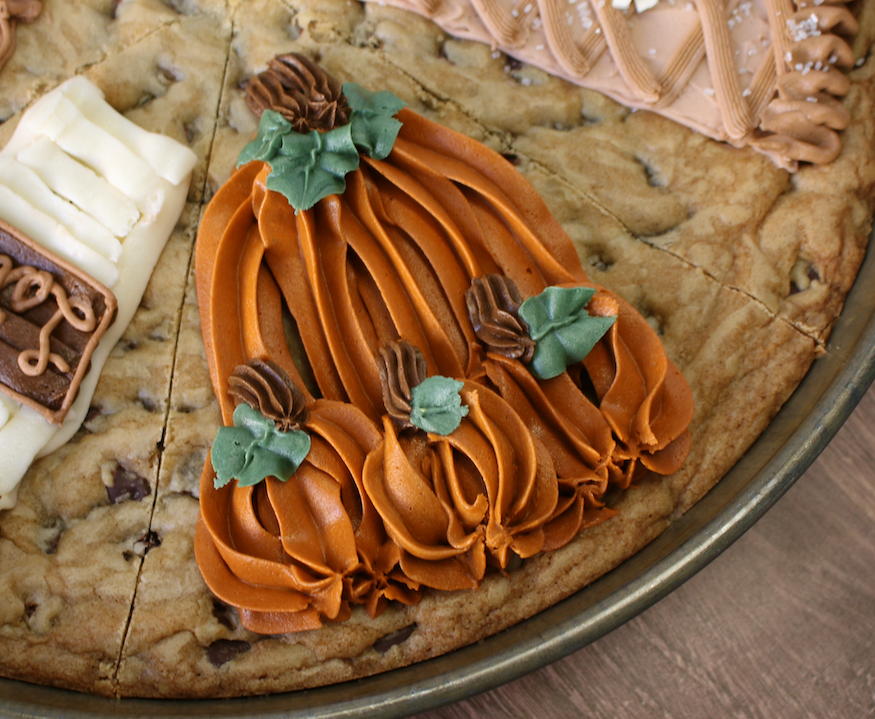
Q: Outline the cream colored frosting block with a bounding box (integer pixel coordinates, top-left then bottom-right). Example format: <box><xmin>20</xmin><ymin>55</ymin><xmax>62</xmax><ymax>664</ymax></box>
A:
<box><xmin>0</xmin><ymin>76</ymin><xmax>197</xmax><ymax>509</ymax></box>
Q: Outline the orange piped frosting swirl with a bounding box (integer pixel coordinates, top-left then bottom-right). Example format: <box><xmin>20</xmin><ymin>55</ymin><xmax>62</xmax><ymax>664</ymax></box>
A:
<box><xmin>194</xmin><ymin>56</ymin><xmax>694</xmax><ymax>633</ymax></box>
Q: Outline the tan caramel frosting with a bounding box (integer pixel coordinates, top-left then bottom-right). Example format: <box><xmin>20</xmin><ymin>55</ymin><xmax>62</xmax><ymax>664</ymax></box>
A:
<box><xmin>366</xmin><ymin>0</ymin><xmax>861</xmax><ymax>170</ymax></box>
<box><xmin>194</xmin><ymin>58</ymin><xmax>694</xmax><ymax>632</ymax></box>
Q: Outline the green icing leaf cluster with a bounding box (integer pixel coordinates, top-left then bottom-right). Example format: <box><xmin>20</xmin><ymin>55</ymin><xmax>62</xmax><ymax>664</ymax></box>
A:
<box><xmin>518</xmin><ymin>286</ymin><xmax>616</xmax><ymax>380</ymax></box>
<box><xmin>237</xmin><ymin>83</ymin><xmax>405</xmax><ymax>212</ymax></box>
<box><xmin>211</xmin><ymin>404</ymin><xmax>311</xmax><ymax>489</ymax></box>
<box><xmin>409</xmin><ymin>376</ymin><xmax>469</xmax><ymax>435</ymax></box>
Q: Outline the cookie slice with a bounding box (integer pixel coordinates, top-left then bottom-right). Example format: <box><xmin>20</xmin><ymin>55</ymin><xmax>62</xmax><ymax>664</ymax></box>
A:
<box><xmin>346</xmin><ymin>2</ymin><xmax>875</xmax><ymax>344</ymax></box>
<box><xmin>0</xmin><ymin>0</ymin><xmax>230</xmax><ymax>123</ymax></box>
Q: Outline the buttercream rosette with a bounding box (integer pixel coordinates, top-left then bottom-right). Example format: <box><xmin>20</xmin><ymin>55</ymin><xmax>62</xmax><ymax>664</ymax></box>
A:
<box><xmin>194</xmin><ymin>55</ymin><xmax>694</xmax><ymax>633</ymax></box>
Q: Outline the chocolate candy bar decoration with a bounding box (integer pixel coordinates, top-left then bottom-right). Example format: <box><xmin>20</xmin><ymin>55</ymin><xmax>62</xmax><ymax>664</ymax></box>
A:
<box><xmin>0</xmin><ymin>219</ymin><xmax>116</xmax><ymax>424</ymax></box>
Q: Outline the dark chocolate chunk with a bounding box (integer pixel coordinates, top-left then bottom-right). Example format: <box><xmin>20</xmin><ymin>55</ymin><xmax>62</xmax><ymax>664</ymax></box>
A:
<box><xmin>131</xmin><ymin>530</ymin><xmax>161</xmax><ymax>558</ymax></box>
<box><xmin>107</xmin><ymin>465</ymin><xmax>151</xmax><ymax>504</ymax></box>
<box><xmin>211</xmin><ymin>599</ymin><xmax>238</xmax><ymax>631</ymax></box>
<box><xmin>206</xmin><ymin>639</ymin><xmax>251</xmax><ymax>667</ymax></box>
<box><xmin>373</xmin><ymin>624</ymin><xmax>417</xmax><ymax>653</ymax></box>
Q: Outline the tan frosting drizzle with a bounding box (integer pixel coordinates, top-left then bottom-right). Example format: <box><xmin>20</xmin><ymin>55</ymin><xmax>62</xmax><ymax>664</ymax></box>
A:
<box><xmin>195</xmin><ymin>60</ymin><xmax>694</xmax><ymax>633</ymax></box>
<box><xmin>536</xmin><ymin>0</ymin><xmax>592</xmax><ymax>78</ymax></box>
<box><xmin>694</xmin><ymin>0</ymin><xmax>755</xmax><ymax>140</ymax></box>
<box><xmin>370</xmin><ymin>0</ymin><xmax>861</xmax><ymax>168</ymax></box>
<box><xmin>377</xmin><ymin>339</ymin><xmax>428</xmax><ymax>429</ymax></box>
<box><xmin>1</xmin><ymin>256</ymin><xmax>97</xmax><ymax>377</ymax></box>
<box><xmin>589</xmin><ymin>2</ymin><xmax>661</xmax><ymax>104</ymax></box>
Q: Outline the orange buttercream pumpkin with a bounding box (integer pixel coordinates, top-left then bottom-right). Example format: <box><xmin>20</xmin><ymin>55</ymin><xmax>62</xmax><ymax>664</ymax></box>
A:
<box><xmin>194</xmin><ymin>55</ymin><xmax>694</xmax><ymax>633</ymax></box>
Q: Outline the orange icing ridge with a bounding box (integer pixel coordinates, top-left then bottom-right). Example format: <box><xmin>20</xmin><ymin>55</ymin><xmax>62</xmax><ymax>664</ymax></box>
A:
<box><xmin>369</xmin><ymin>0</ymin><xmax>861</xmax><ymax>169</ymax></box>
<box><xmin>194</xmin><ymin>57</ymin><xmax>694</xmax><ymax>632</ymax></box>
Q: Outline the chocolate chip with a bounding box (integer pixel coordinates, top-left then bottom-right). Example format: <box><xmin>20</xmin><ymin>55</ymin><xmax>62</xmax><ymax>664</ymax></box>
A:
<box><xmin>131</xmin><ymin>530</ymin><xmax>161</xmax><ymax>558</ymax></box>
<box><xmin>39</xmin><ymin>516</ymin><xmax>65</xmax><ymax>555</ymax></box>
<box><xmin>107</xmin><ymin>465</ymin><xmax>151</xmax><ymax>504</ymax></box>
<box><xmin>373</xmin><ymin>624</ymin><xmax>416</xmax><ymax>653</ymax></box>
<box><xmin>138</xmin><ymin>392</ymin><xmax>161</xmax><ymax>413</ymax></box>
<box><xmin>212</xmin><ymin>599</ymin><xmax>237</xmax><ymax>630</ymax></box>
<box><xmin>206</xmin><ymin>639</ymin><xmax>251</xmax><ymax>667</ymax></box>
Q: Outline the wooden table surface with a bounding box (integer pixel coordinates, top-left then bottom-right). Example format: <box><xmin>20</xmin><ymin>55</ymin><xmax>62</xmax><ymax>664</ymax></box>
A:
<box><xmin>413</xmin><ymin>383</ymin><xmax>875</xmax><ymax>719</ymax></box>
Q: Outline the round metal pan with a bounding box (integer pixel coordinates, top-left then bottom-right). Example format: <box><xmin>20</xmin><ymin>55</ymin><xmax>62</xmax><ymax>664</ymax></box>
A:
<box><xmin>2</xmin><ymin>228</ymin><xmax>875</xmax><ymax>719</ymax></box>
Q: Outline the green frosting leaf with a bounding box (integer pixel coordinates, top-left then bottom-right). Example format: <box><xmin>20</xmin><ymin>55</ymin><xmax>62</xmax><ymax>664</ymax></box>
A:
<box><xmin>211</xmin><ymin>404</ymin><xmax>311</xmax><ymax>489</ymax></box>
<box><xmin>343</xmin><ymin>82</ymin><xmax>406</xmax><ymax>160</ymax></box>
<box><xmin>517</xmin><ymin>286</ymin><xmax>617</xmax><ymax>380</ymax></box>
<box><xmin>409</xmin><ymin>376</ymin><xmax>469</xmax><ymax>435</ymax></box>
<box><xmin>235</xmin><ymin>86</ymin><xmax>407</xmax><ymax>211</ymax></box>
<box><xmin>265</xmin><ymin>123</ymin><xmax>361</xmax><ymax>212</ymax></box>
<box><xmin>237</xmin><ymin>110</ymin><xmax>294</xmax><ymax>167</ymax></box>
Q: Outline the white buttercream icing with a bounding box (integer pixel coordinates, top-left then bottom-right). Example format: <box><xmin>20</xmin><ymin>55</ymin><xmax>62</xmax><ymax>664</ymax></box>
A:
<box><xmin>0</xmin><ymin>76</ymin><xmax>197</xmax><ymax>510</ymax></box>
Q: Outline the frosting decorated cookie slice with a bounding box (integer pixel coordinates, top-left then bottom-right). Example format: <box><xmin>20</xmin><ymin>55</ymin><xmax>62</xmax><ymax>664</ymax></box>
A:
<box><xmin>191</xmin><ymin>54</ymin><xmax>694</xmax><ymax>635</ymax></box>
<box><xmin>363</xmin><ymin>0</ymin><xmax>860</xmax><ymax>170</ymax></box>
<box><xmin>0</xmin><ymin>76</ymin><xmax>196</xmax><ymax>509</ymax></box>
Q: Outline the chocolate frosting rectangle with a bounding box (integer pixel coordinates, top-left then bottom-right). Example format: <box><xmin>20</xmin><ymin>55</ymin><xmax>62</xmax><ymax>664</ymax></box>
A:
<box><xmin>0</xmin><ymin>220</ymin><xmax>117</xmax><ymax>424</ymax></box>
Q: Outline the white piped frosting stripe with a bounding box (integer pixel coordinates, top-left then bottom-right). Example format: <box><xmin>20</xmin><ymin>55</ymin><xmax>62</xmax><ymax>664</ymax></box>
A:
<box><xmin>0</xmin><ymin>76</ymin><xmax>196</xmax><ymax>510</ymax></box>
<box><xmin>17</xmin><ymin>137</ymin><xmax>141</xmax><ymax>240</ymax></box>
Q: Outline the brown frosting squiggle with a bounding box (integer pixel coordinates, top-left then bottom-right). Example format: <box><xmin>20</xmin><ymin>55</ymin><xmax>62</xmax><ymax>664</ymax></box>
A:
<box><xmin>194</xmin><ymin>58</ymin><xmax>694</xmax><ymax>632</ymax></box>
<box><xmin>0</xmin><ymin>222</ymin><xmax>117</xmax><ymax>423</ymax></box>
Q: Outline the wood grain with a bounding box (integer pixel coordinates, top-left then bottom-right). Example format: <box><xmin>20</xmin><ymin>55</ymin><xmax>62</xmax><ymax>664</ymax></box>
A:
<box><xmin>413</xmin><ymin>382</ymin><xmax>875</xmax><ymax>719</ymax></box>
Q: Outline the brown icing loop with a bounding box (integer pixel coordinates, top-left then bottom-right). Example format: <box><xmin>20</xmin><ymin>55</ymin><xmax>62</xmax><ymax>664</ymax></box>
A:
<box><xmin>4</xmin><ymin>263</ymin><xmax>97</xmax><ymax>377</ymax></box>
<box><xmin>228</xmin><ymin>358</ymin><xmax>309</xmax><ymax>432</ymax></box>
<box><xmin>245</xmin><ymin>53</ymin><xmax>351</xmax><ymax>134</ymax></box>
<box><xmin>0</xmin><ymin>0</ymin><xmax>40</xmax><ymax>72</ymax></box>
<box><xmin>377</xmin><ymin>339</ymin><xmax>428</xmax><ymax>430</ymax></box>
<box><xmin>9</xmin><ymin>267</ymin><xmax>50</xmax><ymax>310</ymax></box>
<box><xmin>18</xmin><ymin>308</ymin><xmax>69</xmax><ymax>377</ymax></box>
<box><xmin>466</xmin><ymin>275</ymin><xmax>534</xmax><ymax>364</ymax></box>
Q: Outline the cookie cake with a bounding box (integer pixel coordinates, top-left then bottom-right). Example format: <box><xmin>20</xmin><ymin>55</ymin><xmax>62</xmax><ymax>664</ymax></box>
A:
<box><xmin>0</xmin><ymin>0</ymin><xmax>873</xmax><ymax>702</ymax></box>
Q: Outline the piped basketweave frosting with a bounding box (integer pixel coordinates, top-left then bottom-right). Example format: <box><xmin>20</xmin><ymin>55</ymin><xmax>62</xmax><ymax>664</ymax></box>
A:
<box><xmin>367</xmin><ymin>0</ymin><xmax>859</xmax><ymax>170</ymax></box>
